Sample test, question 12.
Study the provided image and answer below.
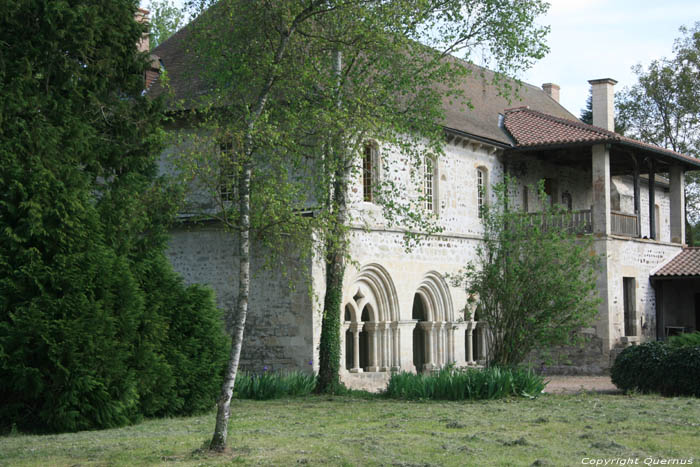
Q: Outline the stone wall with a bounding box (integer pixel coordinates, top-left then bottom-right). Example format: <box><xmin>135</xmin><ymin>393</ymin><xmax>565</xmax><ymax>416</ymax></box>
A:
<box><xmin>167</xmin><ymin>225</ymin><xmax>316</xmax><ymax>373</ymax></box>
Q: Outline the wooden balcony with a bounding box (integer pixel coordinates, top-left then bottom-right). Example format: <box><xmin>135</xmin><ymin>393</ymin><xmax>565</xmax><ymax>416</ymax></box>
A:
<box><xmin>611</xmin><ymin>211</ymin><xmax>638</xmax><ymax>237</ymax></box>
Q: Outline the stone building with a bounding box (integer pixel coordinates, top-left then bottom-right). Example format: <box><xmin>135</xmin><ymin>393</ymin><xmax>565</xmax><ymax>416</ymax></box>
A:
<box><xmin>150</xmin><ymin>25</ymin><xmax>700</xmax><ymax>385</ymax></box>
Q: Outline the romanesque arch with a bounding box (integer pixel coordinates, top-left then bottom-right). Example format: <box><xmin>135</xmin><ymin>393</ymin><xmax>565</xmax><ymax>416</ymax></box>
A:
<box><xmin>342</xmin><ymin>263</ymin><xmax>400</xmax><ymax>372</ymax></box>
<box><xmin>412</xmin><ymin>271</ymin><xmax>456</xmax><ymax>370</ymax></box>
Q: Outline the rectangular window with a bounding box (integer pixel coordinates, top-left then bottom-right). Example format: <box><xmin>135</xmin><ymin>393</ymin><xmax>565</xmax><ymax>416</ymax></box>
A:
<box><xmin>523</xmin><ymin>186</ymin><xmax>528</xmax><ymax>213</ymax></box>
<box><xmin>424</xmin><ymin>158</ymin><xmax>433</xmax><ymax>211</ymax></box>
<box><xmin>219</xmin><ymin>141</ymin><xmax>237</xmax><ymax>202</ymax></box>
<box><xmin>623</xmin><ymin>277</ymin><xmax>636</xmax><ymax>337</ymax></box>
<box><xmin>477</xmin><ymin>168</ymin><xmax>485</xmax><ymax>218</ymax></box>
<box><xmin>363</xmin><ymin>144</ymin><xmax>375</xmax><ymax>202</ymax></box>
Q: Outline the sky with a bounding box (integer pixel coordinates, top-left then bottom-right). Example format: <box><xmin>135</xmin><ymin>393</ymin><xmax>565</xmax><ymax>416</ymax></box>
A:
<box><xmin>520</xmin><ymin>0</ymin><xmax>700</xmax><ymax>117</ymax></box>
<box><xmin>155</xmin><ymin>0</ymin><xmax>700</xmax><ymax>118</ymax></box>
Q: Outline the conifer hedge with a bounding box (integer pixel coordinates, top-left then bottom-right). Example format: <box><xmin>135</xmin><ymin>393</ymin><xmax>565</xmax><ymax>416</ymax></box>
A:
<box><xmin>0</xmin><ymin>0</ymin><xmax>228</xmax><ymax>433</ymax></box>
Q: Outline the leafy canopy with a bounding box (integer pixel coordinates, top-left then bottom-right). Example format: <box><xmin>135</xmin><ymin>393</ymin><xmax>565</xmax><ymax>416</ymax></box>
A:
<box><xmin>451</xmin><ymin>177</ymin><xmax>600</xmax><ymax>367</ymax></box>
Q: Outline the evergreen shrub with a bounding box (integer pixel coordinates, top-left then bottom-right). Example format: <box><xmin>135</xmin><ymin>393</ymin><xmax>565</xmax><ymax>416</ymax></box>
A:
<box><xmin>611</xmin><ymin>341</ymin><xmax>700</xmax><ymax>397</ymax></box>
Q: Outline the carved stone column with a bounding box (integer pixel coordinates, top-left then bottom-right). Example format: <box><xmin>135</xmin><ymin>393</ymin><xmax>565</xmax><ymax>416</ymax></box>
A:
<box><xmin>350</xmin><ymin>323</ymin><xmax>362</xmax><ymax>373</ymax></box>
<box><xmin>391</xmin><ymin>321</ymin><xmax>401</xmax><ymax>371</ymax></box>
<box><xmin>420</xmin><ymin>321</ymin><xmax>435</xmax><ymax>371</ymax></box>
<box><xmin>466</xmin><ymin>321</ymin><xmax>475</xmax><ymax>364</ymax></box>
<box><xmin>365</xmin><ymin>323</ymin><xmax>380</xmax><ymax>372</ymax></box>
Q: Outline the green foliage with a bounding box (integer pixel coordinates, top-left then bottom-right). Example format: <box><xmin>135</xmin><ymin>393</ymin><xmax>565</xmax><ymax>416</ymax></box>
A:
<box><xmin>667</xmin><ymin>331</ymin><xmax>700</xmax><ymax>348</ymax></box>
<box><xmin>234</xmin><ymin>371</ymin><xmax>317</xmax><ymax>400</ymax></box>
<box><xmin>661</xmin><ymin>346</ymin><xmax>700</xmax><ymax>397</ymax></box>
<box><xmin>384</xmin><ymin>366</ymin><xmax>546</xmax><ymax>400</ymax></box>
<box><xmin>451</xmin><ymin>177</ymin><xmax>600</xmax><ymax>366</ymax></box>
<box><xmin>148</xmin><ymin>0</ymin><xmax>186</xmax><ymax>49</ymax></box>
<box><xmin>610</xmin><ymin>342</ymin><xmax>669</xmax><ymax>394</ymax></box>
<box><xmin>611</xmin><ymin>341</ymin><xmax>700</xmax><ymax>397</ymax></box>
<box><xmin>616</xmin><ymin>23</ymin><xmax>700</xmax><ymax>225</ymax></box>
<box><xmin>0</xmin><ymin>0</ymin><xmax>228</xmax><ymax>433</ymax></box>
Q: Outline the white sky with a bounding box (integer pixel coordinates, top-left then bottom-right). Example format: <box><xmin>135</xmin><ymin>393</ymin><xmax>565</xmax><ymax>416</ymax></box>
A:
<box><xmin>520</xmin><ymin>0</ymin><xmax>700</xmax><ymax>117</ymax></box>
<box><xmin>158</xmin><ymin>0</ymin><xmax>700</xmax><ymax>118</ymax></box>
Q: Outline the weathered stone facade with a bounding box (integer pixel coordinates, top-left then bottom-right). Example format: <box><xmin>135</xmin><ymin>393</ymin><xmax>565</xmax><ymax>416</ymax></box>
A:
<box><xmin>164</xmin><ymin>131</ymin><xmax>684</xmax><ymax>381</ymax></box>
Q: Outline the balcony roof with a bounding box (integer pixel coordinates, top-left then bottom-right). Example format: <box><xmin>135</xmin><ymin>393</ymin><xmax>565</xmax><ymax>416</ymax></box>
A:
<box><xmin>501</xmin><ymin>107</ymin><xmax>700</xmax><ymax>171</ymax></box>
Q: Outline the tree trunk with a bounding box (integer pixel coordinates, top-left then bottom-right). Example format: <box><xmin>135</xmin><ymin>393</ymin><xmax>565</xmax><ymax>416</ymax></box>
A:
<box><xmin>317</xmin><ymin>48</ymin><xmax>350</xmax><ymax>393</ymax></box>
<box><xmin>209</xmin><ymin>160</ymin><xmax>251</xmax><ymax>452</ymax></box>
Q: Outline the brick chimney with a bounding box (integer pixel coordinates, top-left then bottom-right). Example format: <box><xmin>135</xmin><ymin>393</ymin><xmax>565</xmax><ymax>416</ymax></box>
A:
<box><xmin>588</xmin><ymin>78</ymin><xmax>617</xmax><ymax>132</ymax></box>
<box><xmin>542</xmin><ymin>83</ymin><xmax>560</xmax><ymax>103</ymax></box>
<box><xmin>135</xmin><ymin>8</ymin><xmax>150</xmax><ymax>53</ymax></box>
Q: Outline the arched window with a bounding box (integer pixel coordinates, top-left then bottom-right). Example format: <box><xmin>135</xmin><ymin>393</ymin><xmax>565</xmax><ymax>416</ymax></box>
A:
<box><xmin>477</xmin><ymin>167</ymin><xmax>487</xmax><ymax>218</ymax></box>
<box><xmin>362</xmin><ymin>142</ymin><xmax>378</xmax><ymax>202</ymax></box>
<box><xmin>424</xmin><ymin>156</ymin><xmax>435</xmax><ymax>211</ymax></box>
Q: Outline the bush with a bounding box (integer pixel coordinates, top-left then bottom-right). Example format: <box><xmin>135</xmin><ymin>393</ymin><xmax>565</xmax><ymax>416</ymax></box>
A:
<box><xmin>659</xmin><ymin>346</ymin><xmax>700</xmax><ymax>397</ymax></box>
<box><xmin>234</xmin><ymin>371</ymin><xmax>317</xmax><ymax>400</ymax></box>
<box><xmin>611</xmin><ymin>340</ymin><xmax>700</xmax><ymax>397</ymax></box>
<box><xmin>610</xmin><ymin>341</ymin><xmax>669</xmax><ymax>394</ymax></box>
<box><xmin>384</xmin><ymin>366</ymin><xmax>546</xmax><ymax>400</ymax></box>
<box><xmin>667</xmin><ymin>331</ymin><xmax>700</xmax><ymax>349</ymax></box>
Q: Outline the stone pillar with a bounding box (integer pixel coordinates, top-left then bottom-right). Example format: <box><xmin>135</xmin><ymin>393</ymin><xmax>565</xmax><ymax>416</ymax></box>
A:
<box><xmin>592</xmin><ymin>144</ymin><xmax>611</xmax><ymax>236</ymax></box>
<box><xmin>649</xmin><ymin>159</ymin><xmax>656</xmax><ymax>240</ymax></box>
<box><xmin>466</xmin><ymin>321</ymin><xmax>475</xmax><ymax>364</ymax></box>
<box><xmin>633</xmin><ymin>160</ymin><xmax>641</xmax><ymax>237</ymax></box>
<box><xmin>420</xmin><ymin>321</ymin><xmax>435</xmax><ymax>370</ymax></box>
<box><xmin>340</xmin><ymin>323</ymin><xmax>349</xmax><ymax>373</ymax></box>
<box><xmin>380</xmin><ymin>323</ymin><xmax>391</xmax><ymax>371</ymax></box>
<box><xmin>349</xmin><ymin>324</ymin><xmax>363</xmax><ymax>373</ymax></box>
<box><xmin>366</xmin><ymin>323</ymin><xmax>380</xmax><ymax>372</ymax></box>
<box><xmin>479</xmin><ymin>323</ymin><xmax>489</xmax><ymax>363</ymax></box>
<box><xmin>453</xmin><ymin>322</ymin><xmax>467</xmax><ymax>366</ymax></box>
<box><xmin>398</xmin><ymin>320</ymin><xmax>418</xmax><ymax>373</ymax></box>
<box><xmin>447</xmin><ymin>324</ymin><xmax>455</xmax><ymax>364</ymax></box>
<box><xmin>669</xmin><ymin>165</ymin><xmax>685</xmax><ymax>244</ymax></box>
<box><xmin>391</xmin><ymin>322</ymin><xmax>401</xmax><ymax>371</ymax></box>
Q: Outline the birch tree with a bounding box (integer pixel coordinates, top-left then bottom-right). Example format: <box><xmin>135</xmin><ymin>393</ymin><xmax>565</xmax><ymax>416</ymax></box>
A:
<box><xmin>176</xmin><ymin>0</ymin><xmax>551</xmax><ymax>450</ymax></box>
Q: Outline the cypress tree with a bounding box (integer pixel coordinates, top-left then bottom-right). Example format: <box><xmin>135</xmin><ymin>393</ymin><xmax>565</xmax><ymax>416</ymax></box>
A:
<box><xmin>0</xmin><ymin>0</ymin><xmax>228</xmax><ymax>432</ymax></box>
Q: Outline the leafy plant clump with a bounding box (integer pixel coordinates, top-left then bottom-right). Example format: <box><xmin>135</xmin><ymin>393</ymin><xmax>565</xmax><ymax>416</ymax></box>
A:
<box><xmin>384</xmin><ymin>366</ymin><xmax>546</xmax><ymax>401</ymax></box>
<box><xmin>667</xmin><ymin>331</ymin><xmax>700</xmax><ymax>349</ymax></box>
<box><xmin>234</xmin><ymin>371</ymin><xmax>317</xmax><ymax>400</ymax></box>
<box><xmin>611</xmin><ymin>341</ymin><xmax>700</xmax><ymax>397</ymax></box>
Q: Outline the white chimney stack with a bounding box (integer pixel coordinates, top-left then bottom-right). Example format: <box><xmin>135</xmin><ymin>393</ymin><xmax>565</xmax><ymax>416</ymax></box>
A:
<box><xmin>588</xmin><ymin>78</ymin><xmax>617</xmax><ymax>132</ymax></box>
<box><xmin>542</xmin><ymin>83</ymin><xmax>560</xmax><ymax>103</ymax></box>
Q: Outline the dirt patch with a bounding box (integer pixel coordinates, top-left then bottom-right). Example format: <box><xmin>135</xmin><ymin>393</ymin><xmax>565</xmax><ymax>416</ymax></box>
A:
<box><xmin>543</xmin><ymin>376</ymin><xmax>619</xmax><ymax>394</ymax></box>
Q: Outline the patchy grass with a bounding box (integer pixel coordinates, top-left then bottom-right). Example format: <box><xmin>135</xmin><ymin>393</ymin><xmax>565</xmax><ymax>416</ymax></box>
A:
<box><xmin>1</xmin><ymin>393</ymin><xmax>698</xmax><ymax>466</ymax></box>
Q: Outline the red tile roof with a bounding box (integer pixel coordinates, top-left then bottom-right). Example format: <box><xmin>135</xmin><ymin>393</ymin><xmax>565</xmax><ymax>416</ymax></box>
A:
<box><xmin>651</xmin><ymin>248</ymin><xmax>700</xmax><ymax>277</ymax></box>
<box><xmin>502</xmin><ymin>107</ymin><xmax>700</xmax><ymax>168</ymax></box>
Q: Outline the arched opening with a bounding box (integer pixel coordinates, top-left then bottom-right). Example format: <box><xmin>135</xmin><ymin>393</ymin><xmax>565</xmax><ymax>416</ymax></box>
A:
<box><xmin>472</xmin><ymin>309</ymin><xmax>482</xmax><ymax>362</ymax></box>
<box><xmin>344</xmin><ymin>305</ymin><xmax>353</xmax><ymax>371</ymax></box>
<box><xmin>360</xmin><ymin>305</ymin><xmax>371</xmax><ymax>370</ymax></box>
<box><xmin>412</xmin><ymin>294</ymin><xmax>427</xmax><ymax>371</ymax></box>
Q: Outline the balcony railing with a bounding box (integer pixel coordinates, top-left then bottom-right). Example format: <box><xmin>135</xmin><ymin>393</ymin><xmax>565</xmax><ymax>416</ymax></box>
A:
<box><xmin>611</xmin><ymin>211</ymin><xmax>638</xmax><ymax>237</ymax></box>
<box><xmin>526</xmin><ymin>209</ymin><xmax>592</xmax><ymax>234</ymax></box>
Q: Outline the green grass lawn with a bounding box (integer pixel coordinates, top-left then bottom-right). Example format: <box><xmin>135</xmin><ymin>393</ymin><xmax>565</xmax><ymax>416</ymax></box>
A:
<box><xmin>1</xmin><ymin>393</ymin><xmax>698</xmax><ymax>466</ymax></box>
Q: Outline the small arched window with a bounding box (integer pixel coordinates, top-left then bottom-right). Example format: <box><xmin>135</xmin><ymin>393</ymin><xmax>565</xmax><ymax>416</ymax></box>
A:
<box><xmin>477</xmin><ymin>167</ymin><xmax>487</xmax><ymax>218</ymax></box>
<box><xmin>362</xmin><ymin>142</ymin><xmax>379</xmax><ymax>202</ymax></box>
